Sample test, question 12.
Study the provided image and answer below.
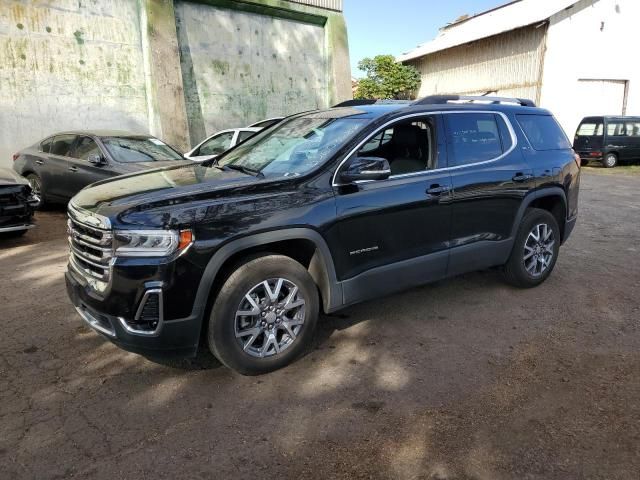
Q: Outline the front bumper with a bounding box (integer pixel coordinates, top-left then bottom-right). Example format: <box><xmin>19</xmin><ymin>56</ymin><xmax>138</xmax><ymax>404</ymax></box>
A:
<box><xmin>576</xmin><ymin>151</ymin><xmax>603</xmax><ymax>161</ymax></box>
<box><xmin>0</xmin><ymin>223</ymin><xmax>35</xmax><ymax>233</ymax></box>
<box><xmin>66</xmin><ymin>270</ymin><xmax>201</xmax><ymax>358</ymax></box>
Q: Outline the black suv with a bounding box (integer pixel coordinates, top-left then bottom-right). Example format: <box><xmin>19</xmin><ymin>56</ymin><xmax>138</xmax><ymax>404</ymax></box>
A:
<box><xmin>65</xmin><ymin>96</ymin><xmax>580</xmax><ymax>375</ymax></box>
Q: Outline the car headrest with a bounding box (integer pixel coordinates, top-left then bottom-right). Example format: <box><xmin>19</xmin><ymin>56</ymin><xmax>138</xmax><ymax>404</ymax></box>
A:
<box><xmin>393</xmin><ymin>125</ymin><xmax>420</xmax><ymax>148</ymax></box>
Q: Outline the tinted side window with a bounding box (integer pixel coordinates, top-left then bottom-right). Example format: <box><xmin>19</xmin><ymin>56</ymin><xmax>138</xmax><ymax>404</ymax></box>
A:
<box><xmin>50</xmin><ymin>135</ymin><xmax>77</xmax><ymax>156</ymax></box>
<box><xmin>516</xmin><ymin>114</ymin><xmax>571</xmax><ymax>150</ymax></box>
<box><xmin>446</xmin><ymin>113</ymin><xmax>502</xmax><ymax>166</ymax></box>
<box><xmin>607</xmin><ymin>121</ymin><xmax>624</xmax><ymax>136</ymax></box>
<box><xmin>71</xmin><ymin>137</ymin><xmax>101</xmax><ymax>160</ymax></box>
<box><xmin>237</xmin><ymin>131</ymin><xmax>256</xmax><ymax>143</ymax></box>
<box><xmin>199</xmin><ymin>132</ymin><xmax>234</xmax><ymax>156</ymax></box>
<box><xmin>40</xmin><ymin>138</ymin><xmax>53</xmax><ymax>153</ymax></box>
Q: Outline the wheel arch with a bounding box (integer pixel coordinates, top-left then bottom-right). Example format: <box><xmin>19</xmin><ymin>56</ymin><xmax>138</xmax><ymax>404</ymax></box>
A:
<box><xmin>511</xmin><ymin>187</ymin><xmax>568</xmax><ymax>241</ymax></box>
<box><xmin>191</xmin><ymin>229</ymin><xmax>342</xmax><ymax>331</ymax></box>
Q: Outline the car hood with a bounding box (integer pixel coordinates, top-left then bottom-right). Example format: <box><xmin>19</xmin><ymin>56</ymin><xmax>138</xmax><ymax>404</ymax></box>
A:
<box><xmin>0</xmin><ymin>168</ymin><xmax>29</xmax><ymax>187</ymax></box>
<box><xmin>71</xmin><ymin>163</ymin><xmax>271</xmax><ymax>223</ymax></box>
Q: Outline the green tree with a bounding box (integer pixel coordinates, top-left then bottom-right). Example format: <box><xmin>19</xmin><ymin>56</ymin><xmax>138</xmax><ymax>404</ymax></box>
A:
<box><xmin>354</xmin><ymin>55</ymin><xmax>421</xmax><ymax>100</ymax></box>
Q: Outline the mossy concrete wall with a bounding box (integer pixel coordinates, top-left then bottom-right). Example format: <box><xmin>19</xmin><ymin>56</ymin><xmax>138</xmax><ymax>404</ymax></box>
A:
<box><xmin>0</xmin><ymin>0</ymin><xmax>351</xmax><ymax>167</ymax></box>
<box><xmin>0</xmin><ymin>0</ymin><xmax>149</xmax><ymax>166</ymax></box>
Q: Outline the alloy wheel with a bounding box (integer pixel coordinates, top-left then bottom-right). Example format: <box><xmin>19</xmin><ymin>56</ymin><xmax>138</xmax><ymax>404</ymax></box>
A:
<box><xmin>234</xmin><ymin>278</ymin><xmax>306</xmax><ymax>358</ymax></box>
<box><xmin>523</xmin><ymin>223</ymin><xmax>555</xmax><ymax>277</ymax></box>
<box><xmin>605</xmin><ymin>154</ymin><xmax>617</xmax><ymax>168</ymax></box>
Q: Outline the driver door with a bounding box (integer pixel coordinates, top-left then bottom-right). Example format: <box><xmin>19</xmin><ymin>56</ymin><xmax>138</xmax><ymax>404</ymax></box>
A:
<box><xmin>332</xmin><ymin>114</ymin><xmax>453</xmax><ymax>305</ymax></box>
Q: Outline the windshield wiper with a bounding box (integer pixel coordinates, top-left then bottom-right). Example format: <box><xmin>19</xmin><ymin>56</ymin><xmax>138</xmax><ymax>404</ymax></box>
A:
<box><xmin>223</xmin><ymin>164</ymin><xmax>264</xmax><ymax>178</ymax></box>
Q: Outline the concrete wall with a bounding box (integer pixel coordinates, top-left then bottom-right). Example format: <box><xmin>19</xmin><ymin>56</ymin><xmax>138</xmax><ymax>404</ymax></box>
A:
<box><xmin>0</xmin><ymin>0</ymin><xmax>149</xmax><ymax>166</ymax></box>
<box><xmin>540</xmin><ymin>0</ymin><xmax>640</xmax><ymax>137</ymax></box>
<box><xmin>176</xmin><ymin>2</ymin><xmax>328</xmax><ymax>144</ymax></box>
<box><xmin>0</xmin><ymin>0</ymin><xmax>351</xmax><ymax>167</ymax></box>
<box><xmin>406</xmin><ymin>25</ymin><xmax>546</xmax><ymax>102</ymax></box>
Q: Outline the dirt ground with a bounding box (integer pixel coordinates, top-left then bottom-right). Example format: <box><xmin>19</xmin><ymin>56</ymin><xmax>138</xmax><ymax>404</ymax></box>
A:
<box><xmin>1</xmin><ymin>170</ymin><xmax>639</xmax><ymax>480</ymax></box>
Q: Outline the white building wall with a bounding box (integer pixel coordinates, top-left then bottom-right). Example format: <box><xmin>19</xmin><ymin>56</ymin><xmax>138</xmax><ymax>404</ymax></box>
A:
<box><xmin>540</xmin><ymin>0</ymin><xmax>640</xmax><ymax>137</ymax></box>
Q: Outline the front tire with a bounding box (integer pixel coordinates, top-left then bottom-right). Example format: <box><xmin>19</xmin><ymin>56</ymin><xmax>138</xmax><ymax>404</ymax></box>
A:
<box><xmin>503</xmin><ymin>208</ymin><xmax>560</xmax><ymax>288</ymax></box>
<box><xmin>603</xmin><ymin>153</ymin><xmax>618</xmax><ymax>168</ymax></box>
<box><xmin>207</xmin><ymin>255</ymin><xmax>319</xmax><ymax>375</ymax></box>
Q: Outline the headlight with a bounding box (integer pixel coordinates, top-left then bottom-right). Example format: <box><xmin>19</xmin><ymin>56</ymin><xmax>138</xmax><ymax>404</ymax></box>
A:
<box><xmin>114</xmin><ymin>229</ymin><xmax>193</xmax><ymax>257</ymax></box>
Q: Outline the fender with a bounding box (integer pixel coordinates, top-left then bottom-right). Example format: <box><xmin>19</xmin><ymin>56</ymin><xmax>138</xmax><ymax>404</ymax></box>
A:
<box><xmin>509</xmin><ymin>186</ymin><xmax>568</xmax><ymax>240</ymax></box>
<box><xmin>190</xmin><ymin>228</ymin><xmax>343</xmax><ymax>326</ymax></box>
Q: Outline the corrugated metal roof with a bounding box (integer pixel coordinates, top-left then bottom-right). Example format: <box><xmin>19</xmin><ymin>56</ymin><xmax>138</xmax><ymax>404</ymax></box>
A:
<box><xmin>286</xmin><ymin>0</ymin><xmax>342</xmax><ymax>11</ymax></box>
<box><xmin>399</xmin><ymin>0</ymin><xmax>580</xmax><ymax>62</ymax></box>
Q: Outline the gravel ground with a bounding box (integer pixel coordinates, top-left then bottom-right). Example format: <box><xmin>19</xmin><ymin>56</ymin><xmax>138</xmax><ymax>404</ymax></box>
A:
<box><xmin>1</xmin><ymin>170</ymin><xmax>639</xmax><ymax>480</ymax></box>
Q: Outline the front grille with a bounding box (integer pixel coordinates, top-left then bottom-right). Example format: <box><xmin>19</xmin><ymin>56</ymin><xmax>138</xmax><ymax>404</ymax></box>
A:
<box><xmin>67</xmin><ymin>209</ymin><xmax>113</xmax><ymax>285</ymax></box>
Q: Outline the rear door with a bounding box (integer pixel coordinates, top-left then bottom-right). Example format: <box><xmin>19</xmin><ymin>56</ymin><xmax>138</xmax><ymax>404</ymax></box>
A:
<box><xmin>45</xmin><ymin>134</ymin><xmax>77</xmax><ymax>198</ymax></box>
<box><xmin>573</xmin><ymin>117</ymin><xmax>604</xmax><ymax>158</ymax></box>
<box><xmin>65</xmin><ymin>136</ymin><xmax>114</xmax><ymax>198</ymax></box>
<box><xmin>446</xmin><ymin>111</ymin><xmax>534</xmax><ymax>276</ymax></box>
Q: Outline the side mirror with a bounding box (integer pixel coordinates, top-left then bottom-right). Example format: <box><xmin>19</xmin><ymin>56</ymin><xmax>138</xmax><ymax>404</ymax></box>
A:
<box><xmin>339</xmin><ymin>156</ymin><xmax>391</xmax><ymax>183</ymax></box>
<box><xmin>88</xmin><ymin>153</ymin><xmax>105</xmax><ymax>165</ymax></box>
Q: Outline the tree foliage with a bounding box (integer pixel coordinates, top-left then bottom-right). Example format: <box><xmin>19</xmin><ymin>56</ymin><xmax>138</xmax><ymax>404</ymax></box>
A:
<box><xmin>354</xmin><ymin>55</ymin><xmax>421</xmax><ymax>100</ymax></box>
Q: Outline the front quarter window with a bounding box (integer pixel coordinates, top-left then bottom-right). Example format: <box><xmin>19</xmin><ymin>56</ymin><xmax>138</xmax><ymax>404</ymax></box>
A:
<box><xmin>217</xmin><ymin>113</ymin><xmax>368</xmax><ymax>178</ymax></box>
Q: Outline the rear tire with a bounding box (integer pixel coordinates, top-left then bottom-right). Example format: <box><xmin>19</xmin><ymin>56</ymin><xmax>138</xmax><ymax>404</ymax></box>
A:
<box><xmin>580</xmin><ymin>158</ymin><xmax>589</xmax><ymax>167</ymax></box>
<box><xmin>603</xmin><ymin>153</ymin><xmax>618</xmax><ymax>168</ymax></box>
<box><xmin>207</xmin><ymin>254</ymin><xmax>319</xmax><ymax>375</ymax></box>
<box><xmin>502</xmin><ymin>208</ymin><xmax>560</xmax><ymax>288</ymax></box>
<box><xmin>25</xmin><ymin>173</ymin><xmax>44</xmax><ymax>209</ymax></box>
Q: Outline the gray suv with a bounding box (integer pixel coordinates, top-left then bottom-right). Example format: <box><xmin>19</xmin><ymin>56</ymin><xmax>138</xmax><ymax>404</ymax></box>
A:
<box><xmin>12</xmin><ymin>131</ymin><xmax>189</xmax><ymax>207</ymax></box>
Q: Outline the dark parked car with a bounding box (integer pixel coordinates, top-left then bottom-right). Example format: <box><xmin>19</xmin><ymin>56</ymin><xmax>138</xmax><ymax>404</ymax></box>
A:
<box><xmin>65</xmin><ymin>96</ymin><xmax>580</xmax><ymax>375</ymax></box>
<box><xmin>12</xmin><ymin>131</ymin><xmax>190</xmax><ymax>207</ymax></box>
<box><xmin>0</xmin><ymin>168</ymin><xmax>39</xmax><ymax>237</ymax></box>
<box><xmin>574</xmin><ymin>115</ymin><xmax>640</xmax><ymax>167</ymax></box>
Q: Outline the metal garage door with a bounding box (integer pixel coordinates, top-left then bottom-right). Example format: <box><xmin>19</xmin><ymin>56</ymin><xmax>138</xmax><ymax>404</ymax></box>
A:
<box><xmin>568</xmin><ymin>79</ymin><xmax>628</xmax><ymax>135</ymax></box>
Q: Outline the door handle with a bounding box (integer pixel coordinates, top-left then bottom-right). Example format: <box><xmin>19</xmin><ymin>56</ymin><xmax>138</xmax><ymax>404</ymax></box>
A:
<box><xmin>35</xmin><ymin>160</ymin><xmax>44</xmax><ymax>165</ymax></box>
<box><xmin>68</xmin><ymin>166</ymin><xmax>78</xmax><ymax>172</ymax></box>
<box><xmin>512</xmin><ymin>173</ymin><xmax>533</xmax><ymax>183</ymax></box>
<box><xmin>426</xmin><ymin>184</ymin><xmax>451</xmax><ymax>196</ymax></box>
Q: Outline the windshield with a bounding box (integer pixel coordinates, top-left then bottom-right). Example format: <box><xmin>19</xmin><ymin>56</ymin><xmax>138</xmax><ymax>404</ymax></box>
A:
<box><xmin>217</xmin><ymin>115</ymin><xmax>368</xmax><ymax>178</ymax></box>
<box><xmin>102</xmin><ymin>137</ymin><xmax>185</xmax><ymax>163</ymax></box>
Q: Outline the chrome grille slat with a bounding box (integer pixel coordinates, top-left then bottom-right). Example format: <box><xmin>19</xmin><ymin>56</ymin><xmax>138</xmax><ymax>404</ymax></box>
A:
<box><xmin>67</xmin><ymin>207</ymin><xmax>113</xmax><ymax>286</ymax></box>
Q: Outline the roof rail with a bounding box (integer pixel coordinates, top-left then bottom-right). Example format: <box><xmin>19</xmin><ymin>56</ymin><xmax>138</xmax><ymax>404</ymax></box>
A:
<box><xmin>333</xmin><ymin>99</ymin><xmax>377</xmax><ymax>107</ymax></box>
<box><xmin>332</xmin><ymin>99</ymin><xmax>412</xmax><ymax>108</ymax></box>
<box><xmin>412</xmin><ymin>95</ymin><xmax>536</xmax><ymax>107</ymax></box>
